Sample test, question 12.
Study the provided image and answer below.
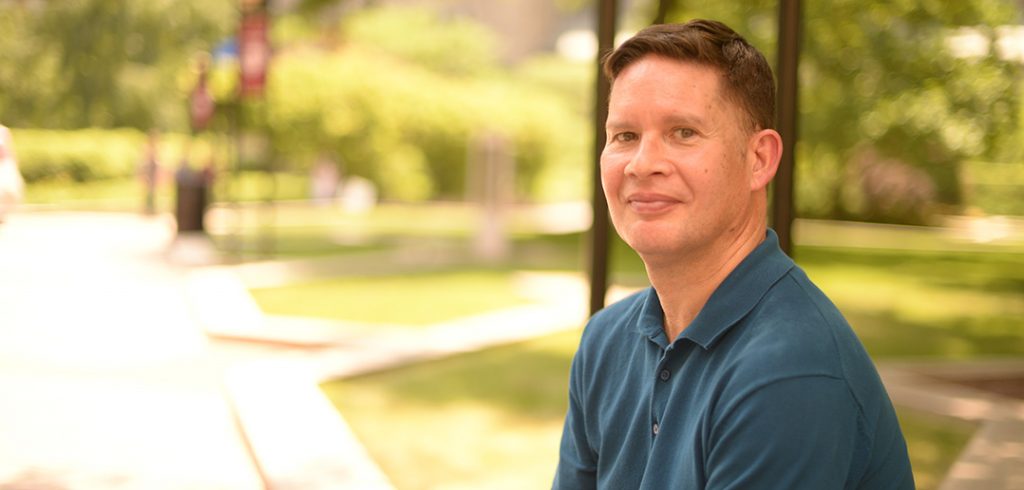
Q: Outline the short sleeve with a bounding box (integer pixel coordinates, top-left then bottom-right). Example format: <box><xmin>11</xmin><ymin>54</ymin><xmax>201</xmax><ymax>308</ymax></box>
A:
<box><xmin>552</xmin><ymin>351</ymin><xmax>597</xmax><ymax>489</ymax></box>
<box><xmin>705</xmin><ymin>375</ymin><xmax>862</xmax><ymax>490</ymax></box>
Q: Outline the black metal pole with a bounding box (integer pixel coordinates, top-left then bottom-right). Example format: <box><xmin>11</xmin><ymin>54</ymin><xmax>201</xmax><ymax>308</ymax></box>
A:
<box><xmin>588</xmin><ymin>0</ymin><xmax>617</xmax><ymax>316</ymax></box>
<box><xmin>773</xmin><ymin>0</ymin><xmax>801</xmax><ymax>256</ymax></box>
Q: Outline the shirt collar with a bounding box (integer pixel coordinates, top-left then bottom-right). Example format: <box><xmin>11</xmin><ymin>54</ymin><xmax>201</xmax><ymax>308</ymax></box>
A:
<box><xmin>632</xmin><ymin>229</ymin><xmax>795</xmax><ymax>350</ymax></box>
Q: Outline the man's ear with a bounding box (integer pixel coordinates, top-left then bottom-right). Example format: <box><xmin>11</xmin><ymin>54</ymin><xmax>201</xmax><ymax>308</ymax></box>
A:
<box><xmin>748</xmin><ymin>129</ymin><xmax>783</xmax><ymax>191</ymax></box>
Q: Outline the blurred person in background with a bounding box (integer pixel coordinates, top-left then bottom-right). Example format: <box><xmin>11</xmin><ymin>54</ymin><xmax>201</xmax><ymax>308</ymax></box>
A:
<box><xmin>553</xmin><ymin>20</ymin><xmax>914</xmax><ymax>489</ymax></box>
<box><xmin>310</xmin><ymin>151</ymin><xmax>341</xmax><ymax>206</ymax></box>
<box><xmin>138</xmin><ymin>129</ymin><xmax>161</xmax><ymax>215</ymax></box>
<box><xmin>0</xmin><ymin>124</ymin><xmax>24</xmax><ymax>223</ymax></box>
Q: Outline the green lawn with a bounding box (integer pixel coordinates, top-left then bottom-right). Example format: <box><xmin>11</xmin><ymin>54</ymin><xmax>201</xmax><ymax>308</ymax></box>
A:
<box><xmin>897</xmin><ymin>408</ymin><xmax>978</xmax><ymax>490</ymax></box>
<box><xmin>316</xmin><ymin>229</ymin><xmax>1020</xmax><ymax>490</ymax></box>
<box><xmin>322</xmin><ymin>329</ymin><xmax>580</xmax><ymax>490</ymax></box>
<box><xmin>323</xmin><ymin>328</ymin><xmax>979</xmax><ymax>490</ymax></box>
<box><xmin>221</xmin><ymin>208</ymin><xmax>1022</xmax><ymax>488</ymax></box>
<box><xmin>22</xmin><ymin>185</ymin><xmax>1016</xmax><ymax>488</ymax></box>
<box><xmin>798</xmin><ymin>246</ymin><xmax>1024</xmax><ymax>358</ymax></box>
<box><xmin>250</xmin><ymin>270</ymin><xmax>537</xmax><ymax>325</ymax></box>
<box><xmin>24</xmin><ymin>177</ymin><xmax>159</xmax><ymax>211</ymax></box>
<box><xmin>22</xmin><ymin>171</ymin><xmax>312</xmax><ymax>212</ymax></box>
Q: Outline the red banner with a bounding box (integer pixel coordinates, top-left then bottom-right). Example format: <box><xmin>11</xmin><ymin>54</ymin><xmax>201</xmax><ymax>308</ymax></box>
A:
<box><xmin>239</xmin><ymin>12</ymin><xmax>269</xmax><ymax>99</ymax></box>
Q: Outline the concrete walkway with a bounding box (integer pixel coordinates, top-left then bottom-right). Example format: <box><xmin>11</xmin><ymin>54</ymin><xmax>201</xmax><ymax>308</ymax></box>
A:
<box><xmin>1</xmin><ymin>210</ymin><xmax>1021</xmax><ymax>489</ymax></box>
<box><xmin>189</xmin><ymin>217</ymin><xmax>1024</xmax><ymax>490</ymax></box>
<box><xmin>880</xmin><ymin>361</ymin><xmax>1024</xmax><ymax>490</ymax></box>
<box><xmin>0</xmin><ymin>212</ymin><xmax>266</xmax><ymax>489</ymax></box>
<box><xmin>0</xmin><ymin>210</ymin><xmax>598</xmax><ymax>490</ymax></box>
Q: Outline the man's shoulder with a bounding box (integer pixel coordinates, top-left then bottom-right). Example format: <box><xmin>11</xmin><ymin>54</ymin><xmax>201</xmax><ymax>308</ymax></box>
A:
<box><xmin>723</xmin><ymin>265</ymin><xmax>884</xmax><ymax>397</ymax></box>
<box><xmin>575</xmin><ymin>288</ymin><xmax>652</xmax><ymax>356</ymax></box>
<box><xmin>593</xmin><ymin>287</ymin><xmax>648</xmax><ymax>319</ymax></box>
<box><xmin>747</xmin><ymin>264</ymin><xmax>852</xmax><ymax>337</ymax></box>
<box><xmin>585</xmin><ymin>288</ymin><xmax>649</xmax><ymax>332</ymax></box>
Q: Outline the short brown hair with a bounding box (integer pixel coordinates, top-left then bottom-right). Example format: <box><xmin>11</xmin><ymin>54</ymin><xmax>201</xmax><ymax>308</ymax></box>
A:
<box><xmin>603</xmin><ymin>19</ymin><xmax>776</xmax><ymax>131</ymax></box>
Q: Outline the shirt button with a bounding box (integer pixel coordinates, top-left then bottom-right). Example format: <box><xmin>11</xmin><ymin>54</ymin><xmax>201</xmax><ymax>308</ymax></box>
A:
<box><xmin>659</xmin><ymin>369</ymin><xmax>671</xmax><ymax>381</ymax></box>
<box><xmin>652</xmin><ymin>422</ymin><xmax>660</xmax><ymax>436</ymax></box>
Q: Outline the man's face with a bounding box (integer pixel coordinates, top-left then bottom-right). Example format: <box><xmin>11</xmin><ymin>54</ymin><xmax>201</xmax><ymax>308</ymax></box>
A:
<box><xmin>601</xmin><ymin>55</ymin><xmax>758</xmax><ymax>261</ymax></box>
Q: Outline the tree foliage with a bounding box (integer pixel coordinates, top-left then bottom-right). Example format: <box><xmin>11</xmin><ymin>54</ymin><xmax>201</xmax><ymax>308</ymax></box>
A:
<box><xmin>0</xmin><ymin>0</ymin><xmax>235</xmax><ymax>130</ymax></box>
<box><xmin>651</xmin><ymin>0</ymin><xmax>1022</xmax><ymax>222</ymax></box>
<box><xmin>6</xmin><ymin>0</ymin><xmax>1020</xmax><ymax>217</ymax></box>
<box><xmin>262</xmin><ymin>6</ymin><xmax>588</xmax><ymax>201</ymax></box>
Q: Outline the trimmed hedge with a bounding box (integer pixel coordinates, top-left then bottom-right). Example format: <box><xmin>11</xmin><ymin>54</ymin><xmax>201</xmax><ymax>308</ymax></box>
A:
<box><xmin>11</xmin><ymin>128</ymin><xmax>224</xmax><ymax>184</ymax></box>
<box><xmin>263</xmin><ymin>46</ymin><xmax>589</xmax><ymax>202</ymax></box>
<box><xmin>12</xmin><ymin>128</ymin><xmax>147</xmax><ymax>183</ymax></box>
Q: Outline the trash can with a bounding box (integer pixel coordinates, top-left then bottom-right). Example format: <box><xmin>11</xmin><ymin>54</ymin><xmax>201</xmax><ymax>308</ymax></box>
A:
<box><xmin>175</xmin><ymin>167</ymin><xmax>208</xmax><ymax>233</ymax></box>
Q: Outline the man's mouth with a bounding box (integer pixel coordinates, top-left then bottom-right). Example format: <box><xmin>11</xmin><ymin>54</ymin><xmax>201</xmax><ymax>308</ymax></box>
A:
<box><xmin>626</xmin><ymin>193</ymin><xmax>679</xmax><ymax>214</ymax></box>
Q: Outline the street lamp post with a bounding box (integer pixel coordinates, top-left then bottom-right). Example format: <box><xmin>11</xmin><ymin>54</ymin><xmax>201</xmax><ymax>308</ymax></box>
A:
<box><xmin>237</xmin><ymin>0</ymin><xmax>273</xmax><ymax>257</ymax></box>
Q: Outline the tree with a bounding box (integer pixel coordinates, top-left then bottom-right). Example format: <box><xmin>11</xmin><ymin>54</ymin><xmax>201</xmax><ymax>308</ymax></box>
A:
<box><xmin>798</xmin><ymin>0</ymin><xmax>1021</xmax><ymax>222</ymax></box>
<box><xmin>0</xmin><ymin>0</ymin><xmax>235</xmax><ymax>130</ymax></box>
<box><xmin>649</xmin><ymin>0</ymin><xmax>1022</xmax><ymax>222</ymax></box>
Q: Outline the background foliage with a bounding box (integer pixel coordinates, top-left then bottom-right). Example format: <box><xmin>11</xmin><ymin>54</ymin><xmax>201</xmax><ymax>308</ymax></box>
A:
<box><xmin>0</xmin><ymin>0</ymin><xmax>235</xmax><ymax>130</ymax></box>
<box><xmin>649</xmin><ymin>0</ymin><xmax>1023</xmax><ymax>223</ymax></box>
<box><xmin>1</xmin><ymin>0</ymin><xmax>1022</xmax><ymax>219</ymax></box>
<box><xmin>258</xmin><ymin>6</ymin><xmax>590</xmax><ymax>201</ymax></box>
<box><xmin>12</xmin><ymin>128</ymin><xmax>226</xmax><ymax>184</ymax></box>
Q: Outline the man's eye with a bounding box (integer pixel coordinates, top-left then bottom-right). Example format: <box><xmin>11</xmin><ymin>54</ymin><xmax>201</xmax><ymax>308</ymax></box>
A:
<box><xmin>675</xmin><ymin>128</ymin><xmax>696</xmax><ymax>138</ymax></box>
<box><xmin>614</xmin><ymin>132</ymin><xmax>637</xmax><ymax>142</ymax></box>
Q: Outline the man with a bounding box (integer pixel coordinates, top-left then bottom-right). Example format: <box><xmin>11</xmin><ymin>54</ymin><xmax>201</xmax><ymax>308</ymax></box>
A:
<box><xmin>139</xmin><ymin>130</ymin><xmax>161</xmax><ymax>215</ymax></box>
<box><xmin>553</xmin><ymin>20</ymin><xmax>914</xmax><ymax>489</ymax></box>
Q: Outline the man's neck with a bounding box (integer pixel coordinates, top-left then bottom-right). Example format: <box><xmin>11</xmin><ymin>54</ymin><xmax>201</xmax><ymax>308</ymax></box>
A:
<box><xmin>643</xmin><ymin>221</ymin><xmax>767</xmax><ymax>342</ymax></box>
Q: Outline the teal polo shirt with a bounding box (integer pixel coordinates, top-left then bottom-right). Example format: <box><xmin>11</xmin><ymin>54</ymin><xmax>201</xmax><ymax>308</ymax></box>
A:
<box><xmin>554</xmin><ymin>230</ymin><xmax>914</xmax><ymax>489</ymax></box>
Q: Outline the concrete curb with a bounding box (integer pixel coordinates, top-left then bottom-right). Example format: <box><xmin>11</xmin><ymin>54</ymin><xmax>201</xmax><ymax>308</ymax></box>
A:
<box><xmin>183</xmin><ymin>238</ymin><xmax>1023</xmax><ymax>490</ymax></box>
<box><xmin>185</xmin><ymin>263</ymin><xmax>397</xmax><ymax>490</ymax></box>
<box><xmin>879</xmin><ymin>361</ymin><xmax>1024</xmax><ymax>490</ymax></box>
<box><xmin>224</xmin><ymin>360</ymin><xmax>395</xmax><ymax>490</ymax></box>
<box><xmin>186</xmin><ymin>257</ymin><xmax>596</xmax><ymax>490</ymax></box>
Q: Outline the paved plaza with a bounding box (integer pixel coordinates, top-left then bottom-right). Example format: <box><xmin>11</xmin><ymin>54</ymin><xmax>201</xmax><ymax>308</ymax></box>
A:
<box><xmin>0</xmin><ymin>212</ymin><xmax>265</xmax><ymax>489</ymax></box>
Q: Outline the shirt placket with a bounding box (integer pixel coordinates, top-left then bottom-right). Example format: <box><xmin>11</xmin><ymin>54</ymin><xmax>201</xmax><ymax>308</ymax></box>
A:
<box><xmin>650</xmin><ymin>343</ymin><xmax>676</xmax><ymax>443</ymax></box>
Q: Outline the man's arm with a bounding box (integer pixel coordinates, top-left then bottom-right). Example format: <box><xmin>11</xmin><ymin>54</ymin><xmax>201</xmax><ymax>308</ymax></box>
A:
<box><xmin>552</xmin><ymin>356</ymin><xmax>597</xmax><ymax>489</ymax></box>
<box><xmin>705</xmin><ymin>375</ymin><xmax>896</xmax><ymax>489</ymax></box>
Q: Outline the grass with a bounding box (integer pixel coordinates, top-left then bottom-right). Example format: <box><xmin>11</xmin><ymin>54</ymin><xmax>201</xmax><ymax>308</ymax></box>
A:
<box><xmin>315</xmin><ymin>223</ymin><xmax>1020</xmax><ymax>490</ymax></box>
<box><xmin>322</xmin><ymin>329</ymin><xmax>580</xmax><ymax>490</ymax></box>
<box><xmin>323</xmin><ymin>329</ymin><xmax>979</xmax><ymax>490</ymax></box>
<box><xmin>250</xmin><ymin>270</ymin><xmax>537</xmax><ymax>325</ymax></box>
<box><xmin>798</xmin><ymin>246</ymin><xmax>1024</xmax><ymax>358</ymax></box>
<box><xmin>250</xmin><ymin>229</ymin><xmax>1022</xmax><ymax>360</ymax></box>
<box><xmin>24</xmin><ymin>177</ymin><xmax>159</xmax><ymax>211</ymax></box>
<box><xmin>898</xmin><ymin>409</ymin><xmax>978</xmax><ymax>490</ymax></box>
<box><xmin>21</xmin><ymin>184</ymin><xmax>1018</xmax><ymax>487</ymax></box>
<box><xmin>22</xmin><ymin>171</ymin><xmax>312</xmax><ymax>212</ymax></box>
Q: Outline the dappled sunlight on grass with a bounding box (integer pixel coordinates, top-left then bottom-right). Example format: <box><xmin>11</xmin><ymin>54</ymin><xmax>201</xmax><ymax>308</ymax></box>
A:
<box><xmin>23</xmin><ymin>177</ymin><xmax>156</xmax><ymax>211</ymax></box>
<box><xmin>324</xmin><ymin>328</ymin><xmax>976</xmax><ymax>490</ymax></box>
<box><xmin>210</xmin><ymin>227</ymin><xmax>396</xmax><ymax>258</ymax></box>
<box><xmin>332</xmin><ymin>399</ymin><xmax>563</xmax><ymax>490</ymax></box>
<box><xmin>251</xmin><ymin>270</ymin><xmax>538</xmax><ymax>326</ymax></box>
<box><xmin>897</xmin><ymin>408</ymin><xmax>977</xmax><ymax>490</ymax></box>
<box><xmin>844</xmin><ymin>310</ymin><xmax>1021</xmax><ymax>359</ymax></box>
<box><xmin>797</xmin><ymin>246</ymin><xmax>1024</xmax><ymax>359</ymax></box>
<box><xmin>322</xmin><ymin>330</ymin><xmax>579</xmax><ymax>489</ymax></box>
<box><xmin>235</xmin><ymin>213</ymin><xmax>1020</xmax><ymax>488</ymax></box>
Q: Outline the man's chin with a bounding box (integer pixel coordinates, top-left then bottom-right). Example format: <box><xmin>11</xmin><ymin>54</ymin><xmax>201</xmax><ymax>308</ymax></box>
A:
<box><xmin>625</xmin><ymin>238</ymin><xmax>685</xmax><ymax>259</ymax></box>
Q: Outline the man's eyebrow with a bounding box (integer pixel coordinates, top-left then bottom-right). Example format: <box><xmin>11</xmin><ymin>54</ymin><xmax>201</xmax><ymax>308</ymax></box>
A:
<box><xmin>605</xmin><ymin>119</ymin><xmax>632</xmax><ymax>130</ymax></box>
<box><xmin>662</xmin><ymin>113</ymin><xmax>707</xmax><ymax>127</ymax></box>
<box><xmin>605</xmin><ymin>113</ymin><xmax>708</xmax><ymax>130</ymax></box>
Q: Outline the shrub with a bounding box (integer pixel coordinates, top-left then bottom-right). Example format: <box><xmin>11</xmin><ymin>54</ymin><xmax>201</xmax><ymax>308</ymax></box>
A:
<box><xmin>961</xmin><ymin>160</ymin><xmax>1024</xmax><ymax>216</ymax></box>
<box><xmin>12</xmin><ymin>128</ymin><xmax>146</xmax><ymax>183</ymax></box>
<box><xmin>265</xmin><ymin>46</ymin><xmax>588</xmax><ymax>202</ymax></box>
<box><xmin>12</xmin><ymin>128</ymin><xmax>226</xmax><ymax>184</ymax></box>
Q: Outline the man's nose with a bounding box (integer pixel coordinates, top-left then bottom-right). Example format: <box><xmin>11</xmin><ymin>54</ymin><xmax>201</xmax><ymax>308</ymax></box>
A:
<box><xmin>624</xmin><ymin>137</ymin><xmax>670</xmax><ymax>178</ymax></box>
